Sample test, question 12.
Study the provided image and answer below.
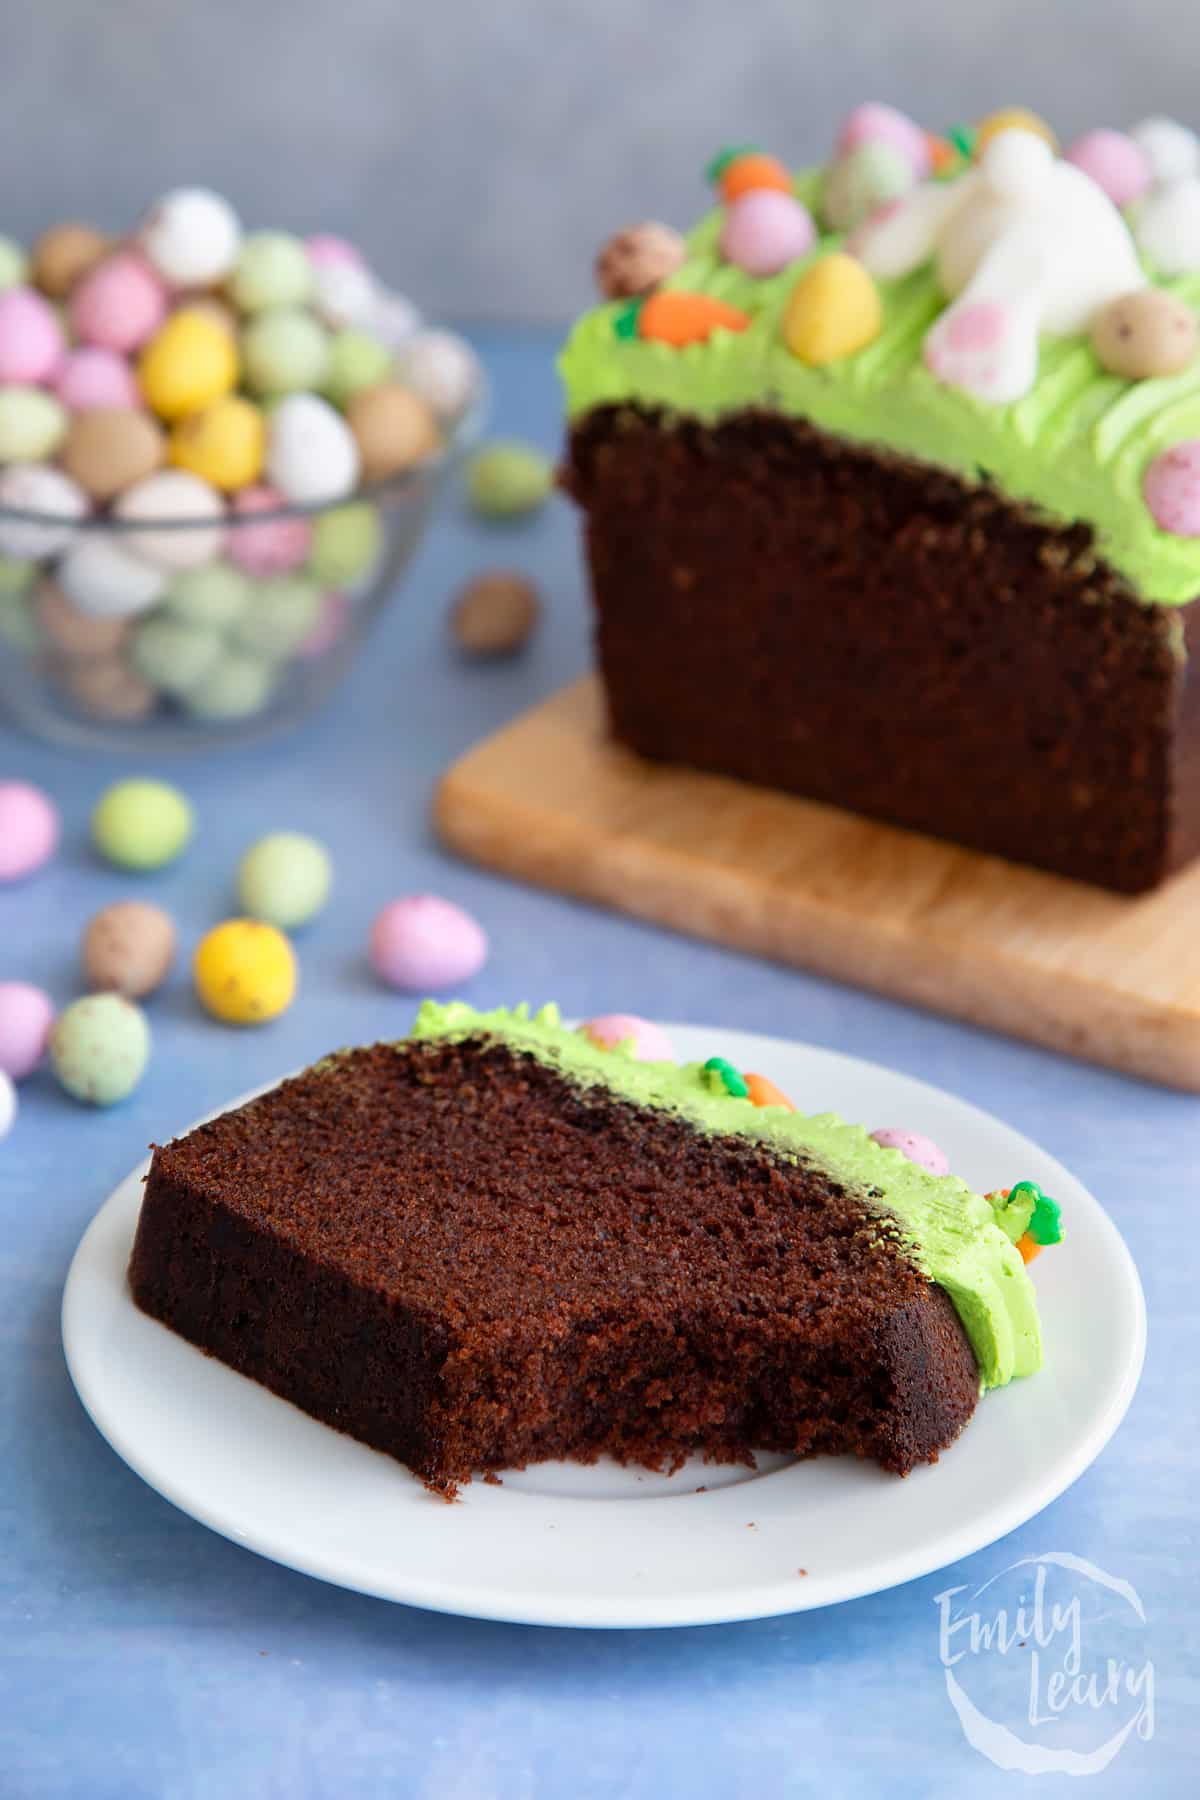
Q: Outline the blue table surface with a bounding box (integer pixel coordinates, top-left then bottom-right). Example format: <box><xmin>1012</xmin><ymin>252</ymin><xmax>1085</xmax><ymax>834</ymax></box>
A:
<box><xmin>1</xmin><ymin>330</ymin><xmax>1196</xmax><ymax>1799</ymax></box>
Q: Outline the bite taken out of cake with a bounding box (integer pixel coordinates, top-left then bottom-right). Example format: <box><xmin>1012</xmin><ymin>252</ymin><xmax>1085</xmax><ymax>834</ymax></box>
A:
<box><xmin>561</xmin><ymin>107</ymin><xmax>1200</xmax><ymax>893</ymax></box>
<box><xmin>127</xmin><ymin>1003</ymin><xmax>1060</xmax><ymax>1495</ymax></box>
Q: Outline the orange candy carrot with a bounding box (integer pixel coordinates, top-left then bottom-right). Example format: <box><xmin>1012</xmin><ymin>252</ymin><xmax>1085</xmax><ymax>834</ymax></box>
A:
<box><xmin>744</xmin><ymin>1072</ymin><xmax>797</xmax><ymax>1111</ymax></box>
<box><xmin>1017</xmin><ymin>1232</ymin><xmax>1043</xmax><ymax>1265</ymax></box>
<box><xmin>925</xmin><ymin>132</ymin><xmax>959</xmax><ymax>175</ymax></box>
<box><xmin>638</xmin><ymin>290</ymin><xmax>751</xmax><ymax>347</ymax></box>
<box><xmin>720</xmin><ymin>153</ymin><xmax>793</xmax><ymax>202</ymax></box>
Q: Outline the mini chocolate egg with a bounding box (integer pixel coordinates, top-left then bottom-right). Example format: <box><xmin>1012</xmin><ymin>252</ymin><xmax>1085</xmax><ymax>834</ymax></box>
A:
<box><xmin>57</xmin><ymin>535</ymin><xmax>165</xmax><ymax>618</ymax></box>
<box><xmin>0</xmin><ymin>464</ymin><xmax>87</xmax><ymax>559</ymax></box>
<box><xmin>57</xmin><ymin>656</ymin><xmax>157</xmax><ymax>722</ymax></box>
<box><xmin>1092</xmin><ymin>289</ymin><xmax>1198</xmax><ymax>379</ymax></box>
<box><xmin>82</xmin><ymin>899</ymin><xmax>177</xmax><ymax>997</ymax></box>
<box><xmin>138</xmin><ymin>308</ymin><xmax>239</xmax><ymax>420</ymax></box>
<box><xmin>0</xmin><ymin>237</ymin><xmax>26</xmax><ymax>290</ymax></box>
<box><xmin>230</xmin><ymin>232</ymin><xmax>313</xmax><ymax>312</ymax></box>
<box><xmin>237</xmin><ymin>831</ymin><xmax>332</xmax><ymax>929</ymax></box>
<box><xmin>345</xmin><ymin>382</ymin><xmax>440</xmax><ymax>481</ymax></box>
<box><xmin>783</xmin><ymin>253</ymin><xmax>883</xmax><ymax>364</ymax></box>
<box><xmin>594</xmin><ymin>222</ymin><xmax>687</xmax><ymax>298</ymax></box>
<box><xmin>139</xmin><ymin>187</ymin><xmax>242</xmax><ymax>287</ymax></box>
<box><xmin>0</xmin><ymin>388</ymin><xmax>68</xmax><ymax>462</ymax></box>
<box><xmin>0</xmin><ymin>981</ymin><xmax>54</xmax><ymax>1079</ymax></box>
<box><xmin>311</xmin><ymin>258</ymin><xmax>376</xmax><ymax>329</ymax></box>
<box><xmin>69</xmin><ymin>251</ymin><xmax>168</xmax><ymax>353</ymax></box>
<box><xmin>113</xmin><ymin>470</ymin><xmax>225</xmax><ymax>570</ymax></box>
<box><xmin>131</xmin><ymin>612</ymin><xmax>223</xmax><ymax>697</ymax></box>
<box><xmin>194</xmin><ymin>918</ymin><xmax>296</xmax><ymax>1024</ymax></box>
<box><xmin>1130</xmin><ymin>117</ymin><xmax>1199</xmax><ymax>188</ymax></box>
<box><xmin>0</xmin><ymin>780</ymin><xmax>59</xmax><ymax>881</ymax></box>
<box><xmin>162</xmin><ymin>561</ymin><xmax>253</xmax><ymax>629</ymax></box>
<box><xmin>183</xmin><ymin>648</ymin><xmax>277</xmax><ymax>720</ymax></box>
<box><xmin>1134</xmin><ymin>177</ymin><xmax>1200</xmax><ymax>276</ymax></box>
<box><xmin>450</xmin><ymin>570</ymin><xmax>540</xmax><ymax>657</ymax></box>
<box><xmin>266</xmin><ymin>393</ymin><xmax>360</xmax><ymax>504</ymax></box>
<box><xmin>226</xmin><ymin>484</ymin><xmax>312</xmax><ymax>575</ymax></box>
<box><xmin>30</xmin><ymin>223</ymin><xmax>110</xmax><ymax>298</ymax></box>
<box><xmin>232</xmin><ymin>573</ymin><xmax>321</xmax><ymax>658</ymax></box>
<box><xmin>92</xmin><ymin>777</ymin><xmax>192</xmax><ymax>869</ymax></box>
<box><xmin>49</xmin><ymin>992</ymin><xmax>150</xmax><ymax>1105</ymax></box>
<box><xmin>308</xmin><ymin>501</ymin><xmax>380</xmax><ymax>585</ymax></box>
<box><xmin>821</xmin><ymin>142</ymin><xmax>914</xmax><ymax>232</ymax></box>
<box><xmin>35</xmin><ymin>576</ymin><xmax>133</xmax><ymax>658</ymax></box>
<box><xmin>323</xmin><ymin>328</ymin><xmax>394</xmax><ymax>406</ymax></box>
<box><xmin>54</xmin><ymin>346</ymin><xmax>141</xmax><ymax>413</ymax></box>
<box><xmin>719</xmin><ymin>190</ymin><xmax>816</xmax><ymax>276</ymax></box>
<box><xmin>368</xmin><ymin>895</ymin><xmax>487</xmax><ymax>991</ymax></box>
<box><xmin>240</xmin><ymin>306</ymin><xmax>329</xmax><ymax>395</ymax></box>
<box><xmin>60</xmin><ymin>407</ymin><xmax>166</xmax><ymax>502</ymax></box>
<box><xmin>0</xmin><ymin>285</ymin><xmax>66</xmax><ymax>382</ymax></box>
<box><xmin>169</xmin><ymin>395</ymin><xmax>266</xmax><ymax>492</ymax></box>
<box><xmin>465</xmin><ymin>440</ymin><xmax>552</xmax><ymax>517</ymax></box>
<box><xmin>395</xmin><ymin>329</ymin><xmax>480</xmax><ymax>420</ymax></box>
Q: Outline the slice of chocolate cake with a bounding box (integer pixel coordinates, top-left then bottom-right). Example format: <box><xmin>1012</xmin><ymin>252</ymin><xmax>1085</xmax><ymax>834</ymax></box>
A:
<box><xmin>128</xmin><ymin>1003</ymin><xmax>1048</xmax><ymax>1493</ymax></box>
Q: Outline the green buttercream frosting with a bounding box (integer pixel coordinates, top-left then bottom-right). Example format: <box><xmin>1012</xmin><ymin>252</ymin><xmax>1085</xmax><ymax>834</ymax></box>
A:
<box><xmin>409</xmin><ymin>1000</ymin><xmax>1044</xmax><ymax>1390</ymax></box>
<box><xmin>559</xmin><ymin>166</ymin><xmax>1200</xmax><ymax>604</ymax></box>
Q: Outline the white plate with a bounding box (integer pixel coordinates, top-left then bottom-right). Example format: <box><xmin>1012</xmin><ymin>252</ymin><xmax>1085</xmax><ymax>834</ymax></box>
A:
<box><xmin>62</xmin><ymin>1025</ymin><xmax>1145</xmax><ymax>1630</ymax></box>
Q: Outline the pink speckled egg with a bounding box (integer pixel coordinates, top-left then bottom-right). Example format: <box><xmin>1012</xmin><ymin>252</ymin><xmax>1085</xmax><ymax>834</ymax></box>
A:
<box><xmin>306</xmin><ymin>234</ymin><xmax>368</xmax><ymax>271</ymax></box>
<box><xmin>70</xmin><ymin>252</ymin><xmax>168</xmax><ymax>354</ymax></box>
<box><xmin>0</xmin><ymin>981</ymin><xmax>55</xmax><ymax>1079</ymax></box>
<box><xmin>869</xmin><ymin>1126</ymin><xmax>950</xmax><ymax>1177</ymax></box>
<box><xmin>296</xmin><ymin>590</ymin><xmax>350</xmax><ymax>660</ymax></box>
<box><xmin>581</xmin><ymin>1013</ymin><xmax>677</xmax><ymax>1061</ymax></box>
<box><xmin>719</xmin><ymin>190</ymin><xmax>816</xmax><ymax>276</ymax></box>
<box><xmin>54</xmin><ymin>346</ymin><xmax>141</xmax><ymax>412</ymax></box>
<box><xmin>0</xmin><ymin>286</ymin><xmax>66</xmax><ymax>384</ymax></box>
<box><xmin>1144</xmin><ymin>440</ymin><xmax>1200</xmax><ymax>536</ymax></box>
<box><xmin>0</xmin><ymin>781</ymin><xmax>60</xmax><ymax>882</ymax></box>
<box><xmin>1064</xmin><ymin>128</ymin><xmax>1153</xmax><ymax>208</ymax></box>
<box><xmin>836</xmin><ymin>102</ymin><xmax>930</xmax><ymax>178</ymax></box>
<box><xmin>227</xmin><ymin>484</ymin><xmax>313</xmax><ymax>576</ymax></box>
<box><xmin>369</xmin><ymin>895</ymin><xmax>488</xmax><ymax>992</ymax></box>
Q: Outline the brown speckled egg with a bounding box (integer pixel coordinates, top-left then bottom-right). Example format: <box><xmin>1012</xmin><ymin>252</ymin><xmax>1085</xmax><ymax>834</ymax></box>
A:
<box><xmin>345</xmin><ymin>382</ymin><xmax>440</xmax><ymax>481</ymax></box>
<box><xmin>1091</xmin><ymin>289</ymin><xmax>1198</xmax><ymax>379</ymax></box>
<box><xmin>82</xmin><ymin>899</ymin><xmax>177</xmax><ymax>998</ymax></box>
<box><xmin>595</xmin><ymin>222</ymin><xmax>686</xmax><ymax>299</ymax></box>
<box><xmin>35</xmin><ymin>577</ymin><xmax>132</xmax><ymax>659</ymax></box>
<box><xmin>31</xmin><ymin>222</ymin><xmax>111</xmax><ymax>297</ymax></box>
<box><xmin>56</xmin><ymin>655</ymin><xmax>157</xmax><ymax>721</ymax></box>
<box><xmin>60</xmin><ymin>407</ymin><xmax>166</xmax><ymax>501</ymax></box>
<box><xmin>451</xmin><ymin>570</ymin><xmax>540</xmax><ymax>657</ymax></box>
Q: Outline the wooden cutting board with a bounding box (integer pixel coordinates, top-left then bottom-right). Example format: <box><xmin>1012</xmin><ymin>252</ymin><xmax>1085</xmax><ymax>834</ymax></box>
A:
<box><xmin>434</xmin><ymin>675</ymin><xmax>1200</xmax><ymax>1092</ymax></box>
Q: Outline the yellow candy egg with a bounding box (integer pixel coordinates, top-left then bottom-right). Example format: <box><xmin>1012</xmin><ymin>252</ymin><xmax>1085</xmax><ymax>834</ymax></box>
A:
<box><xmin>783</xmin><ymin>253</ymin><xmax>882</xmax><ymax>365</ymax></box>
<box><xmin>973</xmin><ymin>108</ymin><xmax>1058</xmax><ymax>156</ymax></box>
<box><xmin>138</xmin><ymin>308</ymin><xmax>239</xmax><ymax>421</ymax></box>
<box><xmin>170</xmin><ymin>395</ymin><xmax>266</xmax><ymax>491</ymax></box>
<box><xmin>193</xmin><ymin>918</ymin><xmax>296</xmax><ymax>1025</ymax></box>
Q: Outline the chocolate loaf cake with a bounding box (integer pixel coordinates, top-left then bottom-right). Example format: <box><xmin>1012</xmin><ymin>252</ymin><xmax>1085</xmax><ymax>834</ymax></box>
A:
<box><xmin>129</xmin><ymin>1004</ymin><xmax>1050</xmax><ymax>1492</ymax></box>
<box><xmin>560</xmin><ymin>108</ymin><xmax>1200</xmax><ymax>892</ymax></box>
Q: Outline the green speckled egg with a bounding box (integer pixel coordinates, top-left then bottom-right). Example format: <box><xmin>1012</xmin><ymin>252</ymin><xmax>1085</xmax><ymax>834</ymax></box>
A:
<box><xmin>0</xmin><ymin>237</ymin><xmax>26</xmax><ymax>290</ymax></box>
<box><xmin>184</xmin><ymin>648</ymin><xmax>277</xmax><ymax>720</ymax></box>
<box><xmin>0</xmin><ymin>388</ymin><xmax>67</xmax><ymax>461</ymax></box>
<box><xmin>820</xmin><ymin>142</ymin><xmax>913</xmax><ymax>233</ymax></box>
<box><xmin>308</xmin><ymin>502</ymin><xmax>382</xmax><ymax>586</ymax></box>
<box><xmin>162</xmin><ymin>562</ymin><xmax>254</xmax><ymax>631</ymax></box>
<box><xmin>50</xmin><ymin>992</ymin><xmax>150</xmax><ymax>1105</ymax></box>
<box><xmin>230</xmin><ymin>233</ymin><xmax>313</xmax><ymax>312</ymax></box>
<box><xmin>237</xmin><ymin>830</ymin><xmax>332</xmax><ymax>929</ymax></box>
<box><xmin>233</xmin><ymin>574</ymin><xmax>321</xmax><ymax>658</ymax></box>
<box><xmin>323</xmin><ymin>328</ymin><xmax>394</xmax><ymax>406</ymax></box>
<box><xmin>132</xmin><ymin>614</ymin><xmax>224</xmax><ymax>698</ymax></box>
<box><xmin>91</xmin><ymin>778</ymin><xmax>193</xmax><ymax>871</ymax></box>
<box><xmin>465</xmin><ymin>440</ymin><xmax>554</xmax><ymax>518</ymax></box>
<box><xmin>241</xmin><ymin>307</ymin><xmax>330</xmax><ymax>395</ymax></box>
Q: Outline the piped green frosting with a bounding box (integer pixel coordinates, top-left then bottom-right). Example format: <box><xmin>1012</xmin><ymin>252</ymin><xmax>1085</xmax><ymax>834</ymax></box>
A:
<box><xmin>559</xmin><ymin>167</ymin><xmax>1200</xmax><ymax>605</ymax></box>
<box><xmin>409</xmin><ymin>1000</ymin><xmax>1043</xmax><ymax>1390</ymax></box>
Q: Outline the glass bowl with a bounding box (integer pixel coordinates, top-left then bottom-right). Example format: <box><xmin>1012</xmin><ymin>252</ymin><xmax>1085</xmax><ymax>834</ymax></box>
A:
<box><xmin>0</xmin><ymin>382</ymin><xmax>485</xmax><ymax>753</ymax></box>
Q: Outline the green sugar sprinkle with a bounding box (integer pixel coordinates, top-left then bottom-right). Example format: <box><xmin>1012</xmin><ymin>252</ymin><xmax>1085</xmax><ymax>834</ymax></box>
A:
<box><xmin>704</xmin><ymin>1054</ymin><xmax>750</xmax><ymax>1097</ymax></box>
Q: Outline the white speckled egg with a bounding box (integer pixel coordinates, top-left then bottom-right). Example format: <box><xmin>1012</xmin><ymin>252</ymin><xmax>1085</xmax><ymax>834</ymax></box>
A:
<box><xmin>396</xmin><ymin>329</ymin><xmax>479</xmax><ymax>419</ymax></box>
<box><xmin>312</xmin><ymin>259</ymin><xmax>378</xmax><ymax>329</ymax></box>
<box><xmin>114</xmin><ymin>471</ymin><xmax>226</xmax><ymax>569</ymax></box>
<box><xmin>57</xmin><ymin>535</ymin><xmax>166</xmax><ymax>618</ymax></box>
<box><xmin>0</xmin><ymin>463</ymin><xmax>88</xmax><ymax>560</ymax></box>
<box><xmin>139</xmin><ymin>187</ymin><xmax>242</xmax><ymax>287</ymax></box>
<box><xmin>266</xmin><ymin>393</ymin><xmax>360</xmax><ymax>505</ymax></box>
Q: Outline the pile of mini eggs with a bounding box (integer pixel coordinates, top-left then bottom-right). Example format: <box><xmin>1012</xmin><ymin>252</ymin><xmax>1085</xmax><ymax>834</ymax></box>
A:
<box><xmin>0</xmin><ymin>188</ymin><xmax>482</xmax><ymax>727</ymax></box>
<box><xmin>0</xmin><ymin>771</ymin><xmax>491</xmax><ymax>1128</ymax></box>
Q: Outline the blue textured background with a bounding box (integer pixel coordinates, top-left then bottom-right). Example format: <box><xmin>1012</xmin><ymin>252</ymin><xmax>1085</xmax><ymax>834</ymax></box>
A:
<box><xmin>3</xmin><ymin>0</ymin><xmax>1197</xmax><ymax>319</ymax></box>
<box><xmin>0</xmin><ymin>334</ymin><xmax>1195</xmax><ymax>1795</ymax></box>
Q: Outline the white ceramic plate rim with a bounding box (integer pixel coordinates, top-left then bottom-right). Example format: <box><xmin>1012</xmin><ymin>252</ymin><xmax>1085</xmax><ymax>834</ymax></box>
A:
<box><xmin>62</xmin><ymin>1024</ymin><xmax>1146</xmax><ymax>1629</ymax></box>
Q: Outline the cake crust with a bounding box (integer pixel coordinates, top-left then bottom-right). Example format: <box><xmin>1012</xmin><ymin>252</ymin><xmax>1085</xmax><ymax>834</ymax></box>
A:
<box><xmin>128</xmin><ymin>1035</ymin><xmax>981</xmax><ymax>1492</ymax></box>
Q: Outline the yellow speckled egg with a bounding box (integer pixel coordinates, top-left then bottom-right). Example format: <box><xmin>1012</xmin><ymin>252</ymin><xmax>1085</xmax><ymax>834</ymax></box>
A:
<box><xmin>138</xmin><ymin>308</ymin><xmax>239</xmax><ymax>421</ymax></box>
<box><xmin>783</xmin><ymin>253</ymin><xmax>882</xmax><ymax>365</ymax></box>
<box><xmin>193</xmin><ymin>918</ymin><xmax>296</xmax><ymax>1025</ymax></box>
<box><xmin>973</xmin><ymin>108</ymin><xmax>1058</xmax><ymax>157</ymax></box>
<box><xmin>170</xmin><ymin>395</ymin><xmax>266</xmax><ymax>491</ymax></box>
